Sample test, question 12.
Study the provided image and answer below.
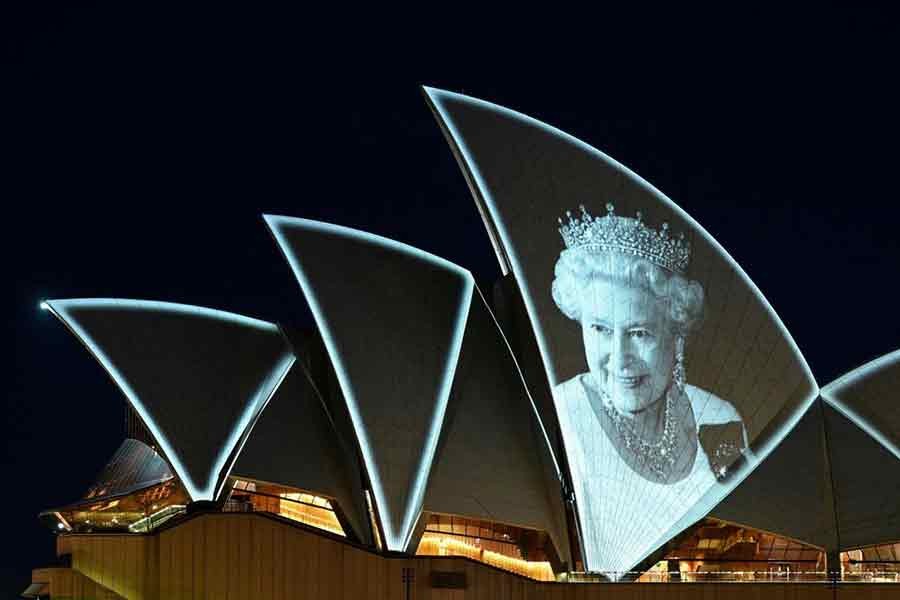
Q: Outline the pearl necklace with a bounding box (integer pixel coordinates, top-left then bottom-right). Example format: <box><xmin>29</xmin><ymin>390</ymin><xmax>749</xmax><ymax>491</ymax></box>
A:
<box><xmin>598</xmin><ymin>385</ymin><xmax>679</xmax><ymax>480</ymax></box>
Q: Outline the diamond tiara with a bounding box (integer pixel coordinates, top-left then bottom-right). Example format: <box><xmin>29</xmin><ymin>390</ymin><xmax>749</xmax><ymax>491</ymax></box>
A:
<box><xmin>558</xmin><ymin>203</ymin><xmax>691</xmax><ymax>274</ymax></box>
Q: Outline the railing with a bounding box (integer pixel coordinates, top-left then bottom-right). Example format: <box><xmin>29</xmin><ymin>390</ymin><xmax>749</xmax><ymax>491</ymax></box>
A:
<box><xmin>127</xmin><ymin>504</ymin><xmax>186</xmax><ymax>533</ymax></box>
<box><xmin>567</xmin><ymin>569</ymin><xmax>900</xmax><ymax>583</ymax></box>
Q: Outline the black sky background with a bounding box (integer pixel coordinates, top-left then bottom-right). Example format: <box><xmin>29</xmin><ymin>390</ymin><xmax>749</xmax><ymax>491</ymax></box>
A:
<box><xmin>4</xmin><ymin>4</ymin><xmax>899</xmax><ymax>594</ymax></box>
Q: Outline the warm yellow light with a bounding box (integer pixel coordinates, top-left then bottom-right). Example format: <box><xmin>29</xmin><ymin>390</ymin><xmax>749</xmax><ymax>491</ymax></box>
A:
<box><xmin>417</xmin><ymin>533</ymin><xmax>554</xmax><ymax>581</ymax></box>
<box><xmin>277</xmin><ymin>493</ymin><xmax>344</xmax><ymax>537</ymax></box>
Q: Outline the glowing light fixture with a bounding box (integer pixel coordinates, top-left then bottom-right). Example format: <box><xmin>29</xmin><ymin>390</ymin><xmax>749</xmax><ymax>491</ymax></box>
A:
<box><xmin>264</xmin><ymin>215</ymin><xmax>474</xmax><ymax>552</ymax></box>
<box><xmin>53</xmin><ymin>511</ymin><xmax>71</xmax><ymax>532</ymax></box>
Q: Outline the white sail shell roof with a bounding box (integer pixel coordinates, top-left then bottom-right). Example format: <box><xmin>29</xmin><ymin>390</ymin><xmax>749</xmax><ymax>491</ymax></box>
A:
<box><xmin>45</xmin><ymin>299</ymin><xmax>295</xmax><ymax>502</ymax></box>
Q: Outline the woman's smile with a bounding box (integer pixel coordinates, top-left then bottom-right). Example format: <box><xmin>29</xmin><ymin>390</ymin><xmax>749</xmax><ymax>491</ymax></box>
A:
<box><xmin>612</xmin><ymin>373</ymin><xmax>647</xmax><ymax>389</ymax></box>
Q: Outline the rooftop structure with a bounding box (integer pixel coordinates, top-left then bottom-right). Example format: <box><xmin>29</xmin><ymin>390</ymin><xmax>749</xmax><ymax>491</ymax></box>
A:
<box><xmin>25</xmin><ymin>89</ymin><xmax>899</xmax><ymax>598</ymax></box>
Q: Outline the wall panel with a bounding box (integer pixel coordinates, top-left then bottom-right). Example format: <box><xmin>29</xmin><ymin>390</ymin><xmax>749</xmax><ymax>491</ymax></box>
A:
<box><xmin>33</xmin><ymin>566</ymin><xmax>124</xmax><ymax>599</ymax></box>
<box><xmin>53</xmin><ymin>513</ymin><xmax>897</xmax><ymax>600</ymax></box>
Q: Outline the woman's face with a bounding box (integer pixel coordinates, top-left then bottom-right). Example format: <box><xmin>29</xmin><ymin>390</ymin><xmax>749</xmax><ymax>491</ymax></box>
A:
<box><xmin>580</xmin><ymin>278</ymin><xmax>676</xmax><ymax>413</ymax></box>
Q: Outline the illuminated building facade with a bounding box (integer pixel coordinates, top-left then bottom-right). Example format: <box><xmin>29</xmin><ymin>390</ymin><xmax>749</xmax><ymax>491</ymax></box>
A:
<box><xmin>24</xmin><ymin>89</ymin><xmax>899</xmax><ymax>599</ymax></box>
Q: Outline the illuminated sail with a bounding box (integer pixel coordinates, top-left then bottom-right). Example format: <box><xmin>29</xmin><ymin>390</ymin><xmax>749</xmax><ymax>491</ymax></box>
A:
<box><xmin>425</xmin><ymin>88</ymin><xmax>818</xmax><ymax>576</ymax></box>
<box><xmin>45</xmin><ymin>299</ymin><xmax>295</xmax><ymax>502</ymax></box>
<box><xmin>265</xmin><ymin>215</ymin><xmax>474</xmax><ymax>552</ymax></box>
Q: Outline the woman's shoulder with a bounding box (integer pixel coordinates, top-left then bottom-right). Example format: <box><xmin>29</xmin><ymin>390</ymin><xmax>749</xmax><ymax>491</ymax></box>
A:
<box><xmin>553</xmin><ymin>373</ymin><xmax>587</xmax><ymax>402</ymax></box>
<box><xmin>552</xmin><ymin>374</ymin><xmax>593</xmax><ymax>415</ymax></box>
<box><xmin>684</xmin><ymin>384</ymin><xmax>743</xmax><ymax>426</ymax></box>
<box><xmin>553</xmin><ymin>373</ymin><xmax>590</xmax><ymax>395</ymax></box>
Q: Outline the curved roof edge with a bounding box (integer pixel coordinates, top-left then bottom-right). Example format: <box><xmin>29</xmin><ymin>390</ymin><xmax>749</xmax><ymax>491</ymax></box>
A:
<box><xmin>263</xmin><ymin>215</ymin><xmax>475</xmax><ymax>552</ymax></box>
<box><xmin>44</xmin><ymin>298</ymin><xmax>296</xmax><ymax>502</ymax></box>
<box><xmin>422</xmin><ymin>85</ymin><xmax>819</xmax><ymax>402</ymax></box>
<box><xmin>84</xmin><ymin>437</ymin><xmax>174</xmax><ymax>500</ymax></box>
<box><xmin>423</xmin><ymin>86</ymin><xmax>822</xmax><ymax>571</ymax></box>
<box><xmin>821</xmin><ymin>349</ymin><xmax>900</xmax><ymax>461</ymax></box>
<box><xmin>472</xmin><ymin>283</ymin><xmax>562</xmax><ymax>480</ymax></box>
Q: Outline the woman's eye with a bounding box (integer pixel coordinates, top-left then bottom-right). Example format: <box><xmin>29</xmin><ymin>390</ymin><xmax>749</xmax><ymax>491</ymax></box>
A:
<box><xmin>591</xmin><ymin>324</ymin><xmax>611</xmax><ymax>335</ymax></box>
<box><xmin>629</xmin><ymin>329</ymin><xmax>650</xmax><ymax>339</ymax></box>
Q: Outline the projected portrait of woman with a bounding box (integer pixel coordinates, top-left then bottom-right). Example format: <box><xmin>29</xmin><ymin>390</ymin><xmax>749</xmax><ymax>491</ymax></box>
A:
<box><xmin>551</xmin><ymin>203</ymin><xmax>750</xmax><ymax>576</ymax></box>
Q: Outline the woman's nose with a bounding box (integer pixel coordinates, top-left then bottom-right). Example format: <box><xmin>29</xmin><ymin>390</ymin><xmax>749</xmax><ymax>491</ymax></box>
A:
<box><xmin>609</xmin><ymin>331</ymin><xmax>636</xmax><ymax>372</ymax></box>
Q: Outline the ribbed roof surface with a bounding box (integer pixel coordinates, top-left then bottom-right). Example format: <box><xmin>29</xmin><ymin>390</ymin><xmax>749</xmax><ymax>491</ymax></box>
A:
<box><xmin>83</xmin><ymin>438</ymin><xmax>173</xmax><ymax>502</ymax></box>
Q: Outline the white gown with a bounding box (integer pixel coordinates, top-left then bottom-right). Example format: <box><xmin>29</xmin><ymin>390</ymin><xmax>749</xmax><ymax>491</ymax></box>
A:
<box><xmin>553</xmin><ymin>374</ymin><xmax>745</xmax><ymax>577</ymax></box>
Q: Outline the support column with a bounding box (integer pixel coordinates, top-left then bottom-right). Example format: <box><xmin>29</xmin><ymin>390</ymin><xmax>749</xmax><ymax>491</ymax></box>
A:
<box><xmin>667</xmin><ymin>559</ymin><xmax>681</xmax><ymax>582</ymax></box>
<box><xmin>826</xmin><ymin>549</ymin><xmax>842</xmax><ymax>582</ymax></box>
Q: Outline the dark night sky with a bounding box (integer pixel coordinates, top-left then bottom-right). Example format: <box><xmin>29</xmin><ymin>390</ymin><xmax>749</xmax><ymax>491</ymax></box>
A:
<box><xmin>4</xmin><ymin>4</ymin><xmax>899</xmax><ymax>594</ymax></box>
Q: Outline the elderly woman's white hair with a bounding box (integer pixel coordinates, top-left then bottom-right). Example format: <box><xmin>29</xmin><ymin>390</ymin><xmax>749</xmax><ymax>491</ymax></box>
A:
<box><xmin>551</xmin><ymin>249</ymin><xmax>705</xmax><ymax>335</ymax></box>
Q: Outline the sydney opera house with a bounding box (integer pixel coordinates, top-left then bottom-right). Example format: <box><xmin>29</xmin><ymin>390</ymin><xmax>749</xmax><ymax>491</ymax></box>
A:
<box><xmin>24</xmin><ymin>88</ymin><xmax>899</xmax><ymax>599</ymax></box>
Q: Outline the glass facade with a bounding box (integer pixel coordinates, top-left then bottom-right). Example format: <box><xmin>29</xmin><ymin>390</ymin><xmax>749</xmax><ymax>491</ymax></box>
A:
<box><xmin>226</xmin><ymin>479</ymin><xmax>345</xmax><ymax>537</ymax></box>
<box><xmin>636</xmin><ymin>519</ymin><xmax>825</xmax><ymax>582</ymax></box>
<box><xmin>842</xmin><ymin>543</ymin><xmax>900</xmax><ymax>582</ymax></box>
<box><xmin>415</xmin><ymin>512</ymin><xmax>555</xmax><ymax>581</ymax></box>
<box><xmin>50</xmin><ymin>479</ymin><xmax>189</xmax><ymax>533</ymax></box>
